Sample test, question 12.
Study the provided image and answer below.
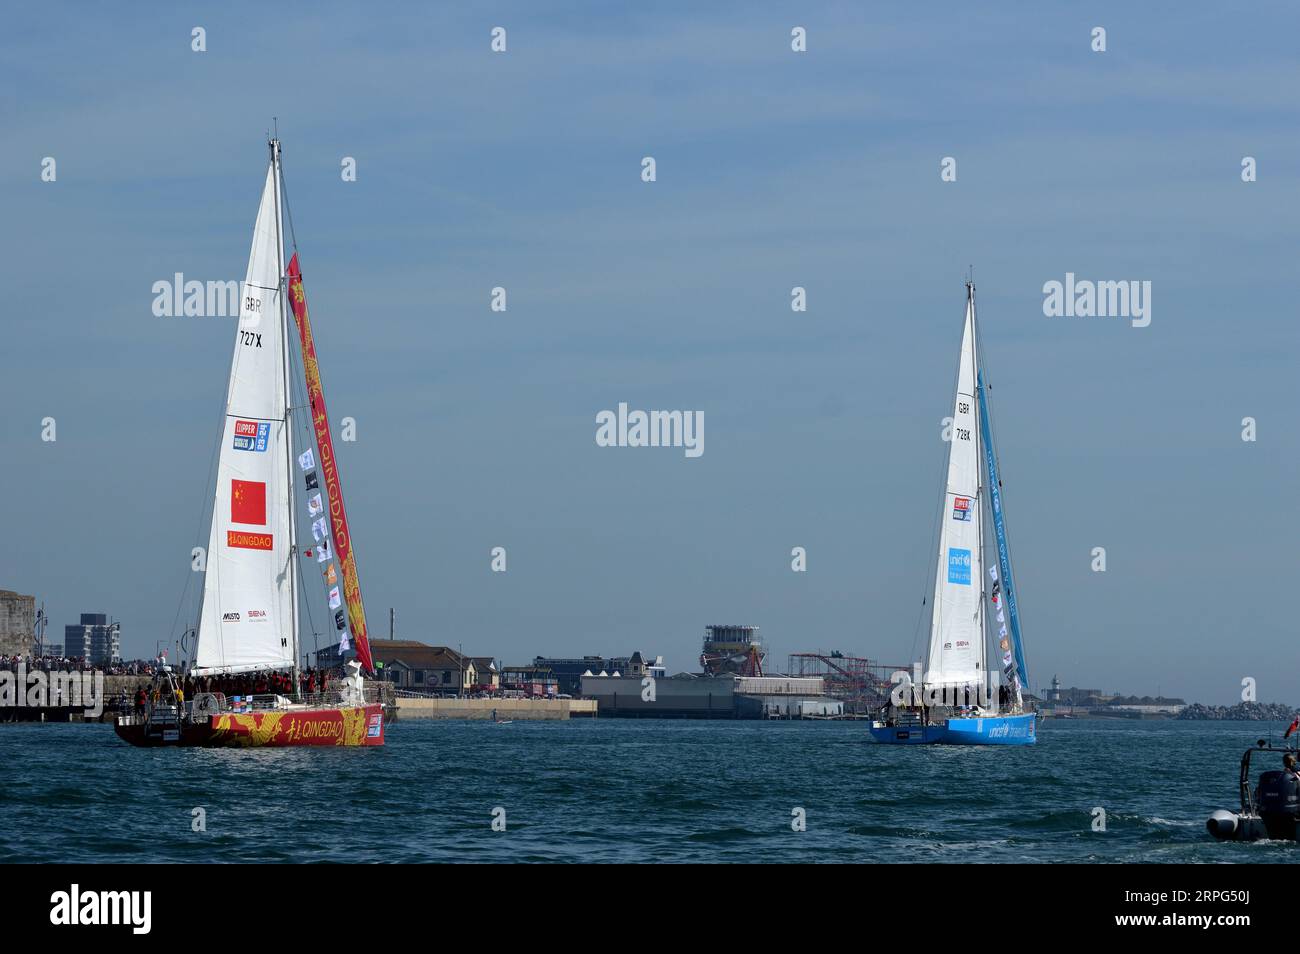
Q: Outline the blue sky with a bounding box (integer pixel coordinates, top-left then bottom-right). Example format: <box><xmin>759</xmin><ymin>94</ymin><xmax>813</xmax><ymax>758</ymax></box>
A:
<box><xmin>2</xmin><ymin>3</ymin><xmax>1297</xmax><ymax>704</ymax></box>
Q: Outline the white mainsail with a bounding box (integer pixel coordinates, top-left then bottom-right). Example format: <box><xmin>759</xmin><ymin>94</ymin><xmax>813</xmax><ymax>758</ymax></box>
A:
<box><xmin>924</xmin><ymin>291</ymin><xmax>986</xmax><ymax>689</ymax></box>
<box><xmin>193</xmin><ymin>161</ymin><xmax>297</xmax><ymax>675</ymax></box>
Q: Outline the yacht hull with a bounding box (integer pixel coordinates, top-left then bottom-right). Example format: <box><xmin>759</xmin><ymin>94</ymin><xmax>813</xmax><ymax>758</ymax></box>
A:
<box><xmin>869</xmin><ymin>712</ymin><xmax>1036</xmax><ymax>746</ymax></box>
<box><xmin>114</xmin><ymin>703</ymin><xmax>385</xmax><ymax>748</ymax></box>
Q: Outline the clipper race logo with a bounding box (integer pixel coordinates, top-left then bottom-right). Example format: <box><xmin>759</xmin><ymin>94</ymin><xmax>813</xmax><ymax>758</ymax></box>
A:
<box><xmin>227</xmin><ymin>479</ymin><xmax>272</xmax><ymax>550</ymax></box>
<box><xmin>232</xmin><ymin>418</ymin><xmax>270</xmax><ymax>452</ymax></box>
<box><xmin>952</xmin><ymin>496</ymin><xmax>972</xmax><ymax>521</ymax></box>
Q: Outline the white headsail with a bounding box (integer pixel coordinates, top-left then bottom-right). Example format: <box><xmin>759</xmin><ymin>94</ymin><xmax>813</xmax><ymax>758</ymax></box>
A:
<box><xmin>924</xmin><ymin>291</ymin><xmax>986</xmax><ymax>689</ymax></box>
<box><xmin>193</xmin><ymin>162</ymin><xmax>296</xmax><ymax>675</ymax></box>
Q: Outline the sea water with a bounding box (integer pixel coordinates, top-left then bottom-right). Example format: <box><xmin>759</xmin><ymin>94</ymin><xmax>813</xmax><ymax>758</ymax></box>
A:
<box><xmin>1</xmin><ymin>718</ymin><xmax>1294</xmax><ymax>863</ymax></box>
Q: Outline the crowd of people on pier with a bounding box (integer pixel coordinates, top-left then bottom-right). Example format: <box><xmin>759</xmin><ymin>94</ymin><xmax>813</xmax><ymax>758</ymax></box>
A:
<box><xmin>0</xmin><ymin>654</ymin><xmax>163</xmax><ymax>675</ymax></box>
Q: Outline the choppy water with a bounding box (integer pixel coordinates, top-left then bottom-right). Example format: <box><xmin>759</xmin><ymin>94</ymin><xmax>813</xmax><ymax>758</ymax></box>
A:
<box><xmin>2</xmin><ymin>718</ymin><xmax>1297</xmax><ymax>863</ymax></box>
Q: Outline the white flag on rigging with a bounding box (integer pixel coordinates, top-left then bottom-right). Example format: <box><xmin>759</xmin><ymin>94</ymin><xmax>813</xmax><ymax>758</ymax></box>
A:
<box><xmin>328</xmin><ymin>586</ymin><xmax>342</xmax><ymax>609</ymax></box>
<box><xmin>339</xmin><ymin>629</ymin><xmax>351</xmax><ymax>652</ymax></box>
<box><xmin>316</xmin><ymin>539</ymin><xmax>332</xmax><ymax>562</ymax></box>
<box><xmin>298</xmin><ymin>449</ymin><xmax>315</xmax><ymax>471</ymax></box>
<box><xmin>307</xmin><ymin>493</ymin><xmax>323</xmax><ymax>517</ymax></box>
<box><xmin>311</xmin><ymin>517</ymin><xmax>329</xmax><ymax>542</ymax></box>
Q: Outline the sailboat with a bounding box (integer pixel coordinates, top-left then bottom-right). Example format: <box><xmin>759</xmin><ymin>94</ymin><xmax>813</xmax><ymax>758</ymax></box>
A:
<box><xmin>870</xmin><ymin>281</ymin><xmax>1036</xmax><ymax>746</ymax></box>
<box><xmin>115</xmin><ymin>139</ymin><xmax>384</xmax><ymax>747</ymax></box>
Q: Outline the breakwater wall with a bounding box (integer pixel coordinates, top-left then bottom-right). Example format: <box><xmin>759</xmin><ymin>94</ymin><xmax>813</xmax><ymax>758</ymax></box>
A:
<box><xmin>0</xmin><ymin>673</ymin><xmax>147</xmax><ymax>722</ymax></box>
<box><xmin>394</xmin><ymin>697</ymin><xmax>596</xmax><ymax>721</ymax></box>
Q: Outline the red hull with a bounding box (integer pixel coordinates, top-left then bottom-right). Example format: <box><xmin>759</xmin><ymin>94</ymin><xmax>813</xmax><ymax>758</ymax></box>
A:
<box><xmin>115</xmin><ymin>703</ymin><xmax>384</xmax><ymax>747</ymax></box>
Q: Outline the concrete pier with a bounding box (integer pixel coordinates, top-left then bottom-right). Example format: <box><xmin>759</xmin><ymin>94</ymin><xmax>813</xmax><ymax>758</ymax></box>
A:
<box><xmin>394</xmin><ymin>697</ymin><xmax>596</xmax><ymax>721</ymax></box>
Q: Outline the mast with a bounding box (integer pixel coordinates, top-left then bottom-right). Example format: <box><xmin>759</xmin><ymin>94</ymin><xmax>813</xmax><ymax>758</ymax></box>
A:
<box><xmin>977</xmin><ymin>280</ymin><xmax>982</xmax><ymax>707</ymax></box>
<box><xmin>271</xmin><ymin>138</ymin><xmax>301</xmax><ymax>699</ymax></box>
<box><xmin>969</xmin><ymin>280</ymin><xmax>987</xmax><ymax>708</ymax></box>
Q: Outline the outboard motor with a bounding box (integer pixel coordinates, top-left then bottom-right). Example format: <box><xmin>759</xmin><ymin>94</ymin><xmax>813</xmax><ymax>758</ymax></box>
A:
<box><xmin>1256</xmin><ymin>770</ymin><xmax>1300</xmax><ymax>840</ymax></box>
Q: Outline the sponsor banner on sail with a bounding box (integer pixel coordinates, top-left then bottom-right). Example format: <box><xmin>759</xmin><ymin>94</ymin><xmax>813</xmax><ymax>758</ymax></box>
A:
<box><xmin>287</xmin><ymin>254</ymin><xmax>374</xmax><ymax>674</ymax></box>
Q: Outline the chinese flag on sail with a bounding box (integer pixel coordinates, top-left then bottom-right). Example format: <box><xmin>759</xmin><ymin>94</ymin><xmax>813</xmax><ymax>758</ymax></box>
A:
<box><xmin>231</xmin><ymin>479</ymin><xmax>267</xmax><ymax>525</ymax></box>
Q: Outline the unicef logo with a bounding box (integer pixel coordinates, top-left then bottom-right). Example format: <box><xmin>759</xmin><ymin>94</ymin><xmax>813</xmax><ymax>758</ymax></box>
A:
<box><xmin>947</xmin><ymin>548</ymin><xmax>972</xmax><ymax>585</ymax></box>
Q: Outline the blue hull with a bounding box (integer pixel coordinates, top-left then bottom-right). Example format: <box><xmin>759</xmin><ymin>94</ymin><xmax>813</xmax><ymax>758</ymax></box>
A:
<box><xmin>869</xmin><ymin>713</ymin><xmax>1036</xmax><ymax>746</ymax></box>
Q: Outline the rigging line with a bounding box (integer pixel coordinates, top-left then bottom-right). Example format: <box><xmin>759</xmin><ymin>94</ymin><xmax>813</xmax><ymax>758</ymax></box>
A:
<box><xmin>973</xmin><ymin>298</ymin><xmax>1031</xmax><ymax>685</ymax></box>
<box><xmin>279</xmin><ymin>146</ymin><xmax>371</xmax><ymax>668</ymax></box>
<box><xmin>910</xmin><ymin>307</ymin><xmax>965</xmax><ymax>669</ymax></box>
<box><xmin>169</xmin><ymin>361</ymin><xmax>232</xmax><ymax>657</ymax></box>
<box><xmin>278</xmin><ymin>147</ymin><xmax>300</xmax><ymax>255</ymax></box>
<box><xmin>277</xmin><ymin>144</ymin><xmax>315</xmax><ymax>668</ymax></box>
<box><xmin>911</xmin><ymin>438</ymin><xmax>948</xmax><ymax>667</ymax></box>
<box><xmin>288</xmin><ymin>302</ymin><xmax>330</xmax><ymax>668</ymax></box>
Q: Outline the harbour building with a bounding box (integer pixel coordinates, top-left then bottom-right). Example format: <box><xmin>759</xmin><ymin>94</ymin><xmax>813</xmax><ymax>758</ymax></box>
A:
<box><xmin>533</xmin><ymin>654</ymin><xmax>636</xmax><ymax>695</ymax></box>
<box><xmin>325</xmin><ymin>640</ymin><xmax>494</xmax><ymax>694</ymax></box>
<box><xmin>582</xmin><ymin>646</ymin><xmax>842</xmax><ymax>720</ymax></box>
<box><xmin>64</xmin><ymin>613</ymin><xmax>121</xmax><ymax>665</ymax></box>
<box><xmin>700</xmin><ymin>625</ymin><xmax>764</xmax><ymax>676</ymax></box>
<box><xmin>502</xmin><ymin>663</ymin><xmax>559</xmax><ymax>698</ymax></box>
<box><xmin>0</xmin><ymin>590</ymin><xmax>36</xmax><ymax>657</ymax></box>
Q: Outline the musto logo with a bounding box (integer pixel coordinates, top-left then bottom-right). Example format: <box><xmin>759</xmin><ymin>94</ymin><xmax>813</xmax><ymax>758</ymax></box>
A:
<box><xmin>222</xmin><ymin>612</ymin><xmax>240</xmax><ymax>623</ymax></box>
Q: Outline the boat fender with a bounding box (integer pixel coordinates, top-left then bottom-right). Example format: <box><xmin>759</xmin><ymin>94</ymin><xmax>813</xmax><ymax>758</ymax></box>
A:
<box><xmin>1206</xmin><ymin>810</ymin><xmax>1238</xmax><ymax>840</ymax></box>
